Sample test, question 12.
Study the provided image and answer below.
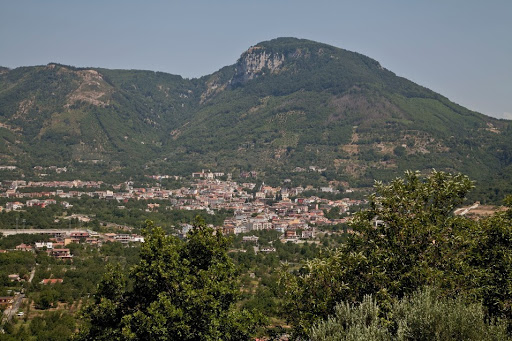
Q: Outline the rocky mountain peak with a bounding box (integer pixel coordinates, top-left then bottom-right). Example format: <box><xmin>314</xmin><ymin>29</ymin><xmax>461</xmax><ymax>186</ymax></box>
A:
<box><xmin>230</xmin><ymin>45</ymin><xmax>286</xmax><ymax>85</ymax></box>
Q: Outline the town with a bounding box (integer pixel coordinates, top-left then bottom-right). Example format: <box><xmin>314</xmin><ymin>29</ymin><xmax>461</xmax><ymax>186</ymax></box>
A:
<box><xmin>0</xmin><ymin>169</ymin><xmax>368</xmax><ymax>334</ymax></box>
<box><xmin>0</xmin><ymin>169</ymin><xmax>366</xmax><ymax>241</ymax></box>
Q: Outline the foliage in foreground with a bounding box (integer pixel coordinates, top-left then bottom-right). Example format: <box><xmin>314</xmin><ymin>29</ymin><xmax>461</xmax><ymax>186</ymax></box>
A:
<box><xmin>75</xmin><ymin>219</ymin><xmax>261</xmax><ymax>341</ymax></box>
<box><xmin>310</xmin><ymin>288</ymin><xmax>510</xmax><ymax>341</ymax></box>
<box><xmin>281</xmin><ymin>170</ymin><xmax>512</xmax><ymax>338</ymax></box>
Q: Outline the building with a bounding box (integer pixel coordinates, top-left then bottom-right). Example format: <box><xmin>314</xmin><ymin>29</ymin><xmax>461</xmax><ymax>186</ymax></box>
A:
<box><xmin>114</xmin><ymin>234</ymin><xmax>132</xmax><ymax>244</ymax></box>
<box><xmin>41</xmin><ymin>278</ymin><xmax>64</xmax><ymax>285</ymax></box>
<box><xmin>284</xmin><ymin>230</ymin><xmax>297</xmax><ymax>239</ymax></box>
<box><xmin>301</xmin><ymin>229</ymin><xmax>315</xmax><ymax>239</ymax></box>
<box><xmin>51</xmin><ymin>249</ymin><xmax>73</xmax><ymax>260</ymax></box>
<box><xmin>16</xmin><ymin>243</ymin><xmax>33</xmax><ymax>252</ymax></box>
<box><xmin>0</xmin><ymin>297</ymin><xmax>14</xmax><ymax>309</ymax></box>
<box><xmin>35</xmin><ymin>242</ymin><xmax>53</xmax><ymax>250</ymax></box>
<box><xmin>8</xmin><ymin>274</ymin><xmax>20</xmax><ymax>282</ymax></box>
<box><xmin>242</xmin><ymin>235</ymin><xmax>259</xmax><ymax>243</ymax></box>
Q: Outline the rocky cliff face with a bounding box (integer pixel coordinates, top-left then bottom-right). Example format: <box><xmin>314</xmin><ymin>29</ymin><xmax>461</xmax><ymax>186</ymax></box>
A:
<box><xmin>230</xmin><ymin>46</ymin><xmax>285</xmax><ymax>85</ymax></box>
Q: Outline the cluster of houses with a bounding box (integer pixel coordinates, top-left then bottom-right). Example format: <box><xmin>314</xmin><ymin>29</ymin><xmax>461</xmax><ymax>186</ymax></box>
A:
<box><xmin>1</xmin><ymin>172</ymin><xmax>365</xmax><ymax>241</ymax></box>
<box><xmin>169</xmin><ymin>177</ymin><xmax>363</xmax><ymax>239</ymax></box>
<box><xmin>1</xmin><ymin>229</ymin><xmax>145</xmax><ymax>260</ymax></box>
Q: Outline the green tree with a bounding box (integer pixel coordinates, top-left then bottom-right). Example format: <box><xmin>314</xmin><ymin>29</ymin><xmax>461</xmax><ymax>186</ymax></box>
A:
<box><xmin>473</xmin><ymin>195</ymin><xmax>512</xmax><ymax>323</ymax></box>
<box><xmin>280</xmin><ymin>170</ymin><xmax>480</xmax><ymax>337</ymax></box>
<box><xmin>76</xmin><ymin>218</ymin><xmax>261</xmax><ymax>341</ymax></box>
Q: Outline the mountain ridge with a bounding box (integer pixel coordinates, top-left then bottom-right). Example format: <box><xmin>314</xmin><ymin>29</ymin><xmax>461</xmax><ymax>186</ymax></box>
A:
<box><xmin>1</xmin><ymin>37</ymin><xmax>511</xmax><ymax>201</ymax></box>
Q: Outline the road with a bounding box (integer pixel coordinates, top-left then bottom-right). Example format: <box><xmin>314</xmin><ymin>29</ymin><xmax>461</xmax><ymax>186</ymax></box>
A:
<box><xmin>1</xmin><ymin>268</ymin><xmax>34</xmax><ymax>324</ymax></box>
<box><xmin>454</xmin><ymin>202</ymin><xmax>480</xmax><ymax>216</ymax></box>
<box><xmin>0</xmin><ymin>228</ymin><xmax>89</xmax><ymax>236</ymax></box>
<box><xmin>1</xmin><ymin>294</ymin><xmax>24</xmax><ymax>324</ymax></box>
<box><xmin>28</xmin><ymin>268</ymin><xmax>36</xmax><ymax>283</ymax></box>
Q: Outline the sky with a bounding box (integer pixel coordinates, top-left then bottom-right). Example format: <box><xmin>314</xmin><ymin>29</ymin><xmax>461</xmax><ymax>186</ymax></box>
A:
<box><xmin>1</xmin><ymin>0</ymin><xmax>511</xmax><ymax>119</ymax></box>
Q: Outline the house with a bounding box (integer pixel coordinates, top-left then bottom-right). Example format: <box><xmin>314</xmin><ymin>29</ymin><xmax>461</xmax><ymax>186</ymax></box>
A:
<box><xmin>254</xmin><ymin>192</ymin><xmax>265</xmax><ymax>199</ymax></box>
<box><xmin>284</xmin><ymin>230</ymin><xmax>297</xmax><ymax>239</ymax></box>
<box><xmin>6</xmin><ymin>202</ymin><xmax>23</xmax><ymax>210</ymax></box>
<box><xmin>103</xmin><ymin>233</ymin><xmax>117</xmax><ymax>242</ymax></box>
<box><xmin>16</xmin><ymin>243</ymin><xmax>33</xmax><ymax>252</ymax></box>
<box><xmin>35</xmin><ymin>242</ymin><xmax>53</xmax><ymax>250</ymax></box>
<box><xmin>147</xmin><ymin>203</ymin><xmax>160</xmax><ymax>211</ymax></box>
<box><xmin>51</xmin><ymin>241</ymin><xmax>65</xmax><ymax>249</ymax></box>
<box><xmin>70</xmin><ymin>231</ymin><xmax>89</xmax><ymax>242</ymax></box>
<box><xmin>51</xmin><ymin>249</ymin><xmax>73</xmax><ymax>260</ymax></box>
<box><xmin>8</xmin><ymin>274</ymin><xmax>20</xmax><ymax>282</ymax></box>
<box><xmin>61</xmin><ymin>201</ymin><xmax>73</xmax><ymax>209</ymax></box>
<box><xmin>301</xmin><ymin>229</ymin><xmax>315</xmax><ymax>239</ymax></box>
<box><xmin>223</xmin><ymin>225</ymin><xmax>236</xmax><ymax>235</ymax></box>
<box><xmin>131</xmin><ymin>235</ymin><xmax>144</xmax><ymax>243</ymax></box>
<box><xmin>26</xmin><ymin>199</ymin><xmax>45</xmax><ymax>207</ymax></box>
<box><xmin>114</xmin><ymin>234</ymin><xmax>132</xmax><ymax>244</ymax></box>
<box><xmin>234</xmin><ymin>226</ymin><xmax>248</xmax><ymax>234</ymax></box>
<box><xmin>44</xmin><ymin>199</ymin><xmax>57</xmax><ymax>205</ymax></box>
<box><xmin>40</xmin><ymin>278</ymin><xmax>63</xmax><ymax>285</ymax></box>
<box><xmin>242</xmin><ymin>235</ymin><xmax>259</xmax><ymax>243</ymax></box>
<box><xmin>181</xmin><ymin>224</ymin><xmax>193</xmax><ymax>236</ymax></box>
<box><xmin>0</xmin><ymin>297</ymin><xmax>14</xmax><ymax>309</ymax></box>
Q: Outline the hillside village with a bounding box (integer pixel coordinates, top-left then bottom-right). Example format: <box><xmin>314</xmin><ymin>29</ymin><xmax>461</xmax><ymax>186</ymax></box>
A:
<box><xmin>0</xmin><ymin>170</ymin><xmax>366</xmax><ymax>242</ymax></box>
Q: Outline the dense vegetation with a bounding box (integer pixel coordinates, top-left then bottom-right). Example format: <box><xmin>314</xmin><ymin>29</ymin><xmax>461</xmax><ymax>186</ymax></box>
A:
<box><xmin>281</xmin><ymin>171</ymin><xmax>512</xmax><ymax>339</ymax></box>
<box><xmin>310</xmin><ymin>288</ymin><xmax>510</xmax><ymax>341</ymax></box>
<box><xmin>0</xmin><ymin>196</ymin><xmax>232</xmax><ymax>233</ymax></box>
<box><xmin>0</xmin><ymin>241</ymin><xmax>140</xmax><ymax>341</ymax></box>
<box><xmin>76</xmin><ymin>219</ymin><xmax>261</xmax><ymax>340</ymax></box>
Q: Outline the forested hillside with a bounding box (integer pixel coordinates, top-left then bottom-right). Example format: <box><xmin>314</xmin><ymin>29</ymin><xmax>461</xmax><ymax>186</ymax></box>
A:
<box><xmin>1</xmin><ymin>38</ymin><xmax>512</xmax><ymax>201</ymax></box>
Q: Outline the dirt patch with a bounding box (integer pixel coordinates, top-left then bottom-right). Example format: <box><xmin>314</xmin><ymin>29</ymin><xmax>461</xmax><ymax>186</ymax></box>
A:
<box><xmin>14</xmin><ymin>96</ymin><xmax>36</xmax><ymax>119</ymax></box>
<box><xmin>66</xmin><ymin>70</ymin><xmax>112</xmax><ymax>108</ymax></box>
<box><xmin>455</xmin><ymin>203</ymin><xmax>507</xmax><ymax>220</ymax></box>
<box><xmin>0</xmin><ymin>122</ymin><xmax>22</xmax><ymax>132</ymax></box>
<box><xmin>484</xmin><ymin>123</ymin><xmax>500</xmax><ymax>134</ymax></box>
<box><xmin>247</xmin><ymin>96</ymin><xmax>270</xmax><ymax>114</ymax></box>
<box><xmin>334</xmin><ymin>159</ymin><xmax>366</xmax><ymax>176</ymax></box>
<box><xmin>267</xmin><ymin>110</ymin><xmax>306</xmax><ymax>124</ymax></box>
<box><xmin>342</xmin><ymin>144</ymin><xmax>359</xmax><ymax>154</ymax></box>
<box><xmin>375</xmin><ymin>142</ymin><xmax>395</xmax><ymax>154</ymax></box>
<box><xmin>200</xmin><ymin>75</ymin><xmax>227</xmax><ymax>104</ymax></box>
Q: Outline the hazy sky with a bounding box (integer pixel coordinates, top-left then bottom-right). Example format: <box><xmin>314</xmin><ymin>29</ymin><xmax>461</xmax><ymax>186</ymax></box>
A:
<box><xmin>1</xmin><ymin>0</ymin><xmax>511</xmax><ymax>119</ymax></box>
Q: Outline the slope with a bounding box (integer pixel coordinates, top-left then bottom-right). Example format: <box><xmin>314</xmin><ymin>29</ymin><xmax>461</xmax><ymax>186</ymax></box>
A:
<box><xmin>165</xmin><ymin>38</ymin><xmax>511</xmax><ymax>187</ymax></box>
<box><xmin>0</xmin><ymin>37</ymin><xmax>511</xmax><ymax>200</ymax></box>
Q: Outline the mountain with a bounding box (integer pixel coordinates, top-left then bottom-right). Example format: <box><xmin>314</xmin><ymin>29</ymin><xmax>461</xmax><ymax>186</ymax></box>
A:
<box><xmin>1</xmin><ymin>38</ymin><xmax>511</xmax><ymax>200</ymax></box>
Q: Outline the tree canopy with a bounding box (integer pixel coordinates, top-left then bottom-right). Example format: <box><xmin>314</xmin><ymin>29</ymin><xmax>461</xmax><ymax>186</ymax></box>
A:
<box><xmin>281</xmin><ymin>170</ymin><xmax>512</xmax><ymax>338</ymax></box>
<box><xmin>75</xmin><ymin>218</ymin><xmax>260</xmax><ymax>341</ymax></box>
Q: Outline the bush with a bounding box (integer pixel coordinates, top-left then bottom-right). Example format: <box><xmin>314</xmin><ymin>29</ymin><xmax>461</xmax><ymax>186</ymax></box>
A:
<box><xmin>310</xmin><ymin>288</ymin><xmax>510</xmax><ymax>341</ymax></box>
